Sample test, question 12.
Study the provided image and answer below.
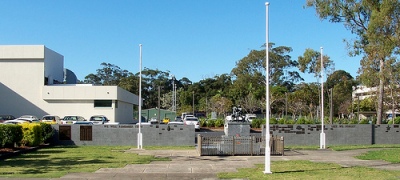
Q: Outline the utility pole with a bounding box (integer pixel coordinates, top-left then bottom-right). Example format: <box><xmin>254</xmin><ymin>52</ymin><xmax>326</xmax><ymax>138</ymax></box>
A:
<box><xmin>329</xmin><ymin>88</ymin><xmax>333</xmax><ymax>124</ymax></box>
<box><xmin>192</xmin><ymin>91</ymin><xmax>195</xmax><ymax>115</ymax></box>
<box><xmin>158</xmin><ymin>86</ymin><xmax>161</xmax><ymax>123</ymax></box>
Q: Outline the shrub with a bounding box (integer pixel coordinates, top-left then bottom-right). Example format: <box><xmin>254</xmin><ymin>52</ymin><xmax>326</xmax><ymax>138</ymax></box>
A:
<box><xmin>39</xmin><ymin>123</ymin><xmax>54</xmax><ymax>144</ymax></box>
<box><xmin>21</xmin><ymin>123</ymin><xmax>42</xmax><ymax>146</ymax></box>
<box><xmin>348</xmin><ymin>118</ymin><xmax>359</xmax><ymax>124</ymax></box>
<box><xmin>286</xmin><ymin>119</ymin><xmax>295</xmax><ymax>124</ymax></box>
<box><xmin>199</xmin><ymin>119</ymin><xmax>207</xmax><ymax>127</ymax></box>
<box><xmin>359</xmin><ymin>119</ymin><xmax>370</xmax><ymax>124</ymax></box>
<box><xmin>394</xmin><ymin>117</ymin><xmax>400</xmax><ymax>124</ymax></box>
<box><xmin>251</xmin><ymin>118</ymin><xmax>266</xmax><ymax>128</ymax></box>
<box><xmin>296</xmin><ymin>117</ymin><xmax>307</xmax><ymax>124</ymax></box>
<box><xmin>270</xmin><ymin>118</ymin><xmax>278</xmax><ymax>124</ymax></box>
<box><xmin>214</xmin><ymin>119</ymin><xmax>224</xmax><ymax>127</ymax></box>
<box><xmin>0</xmin><ymin>124</ymin><xmax>23</xmax><ymax>148</ymax></box>
<box><xmin>206</xmin><ymin>119</ymin><xmax>215</xmax><ymax>127</ymax></box>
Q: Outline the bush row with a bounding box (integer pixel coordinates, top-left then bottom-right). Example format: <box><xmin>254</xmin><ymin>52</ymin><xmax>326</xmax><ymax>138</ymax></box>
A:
<box><xmin>0</xmin><ymin>123</ymin><xmax>54</xmax><ymax>148</ymax></box>
<box><xmin>198</xmin><ymin>116</ymin><xmax>383</xmax><ymax>129</ymax></box>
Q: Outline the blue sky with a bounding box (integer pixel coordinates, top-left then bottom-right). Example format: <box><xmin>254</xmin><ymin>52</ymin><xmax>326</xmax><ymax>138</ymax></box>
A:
<box><xmin>0</xmin><ymin>0</ymin><xmax>360</xmax><ymax>83</ymax></box>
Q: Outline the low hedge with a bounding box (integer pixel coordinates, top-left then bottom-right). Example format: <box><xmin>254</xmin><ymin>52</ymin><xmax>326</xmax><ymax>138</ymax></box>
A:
<box><xmin>0</xmin><ymin>124</ymin><xmax>23</xmax><ymax>148</ymax></box>
<box><xmin>0</xmin><ymin>123</ymin><xmax>53</xmax><ymax>148</ymax></box>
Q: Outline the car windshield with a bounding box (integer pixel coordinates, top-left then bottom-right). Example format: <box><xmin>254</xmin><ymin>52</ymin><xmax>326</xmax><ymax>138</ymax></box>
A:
<box><xmin>20</xmin><ymin>115</ymin><xmax>32</xmax><ymax>118</ymax></box>
<box><xmin>186</xmin><ymin>118</ymin><xmax>198</xmax><ymax>121</ymax></box>
<box><xmin>91</xmin><ymin>116</ymin><xmax>105</xmax><ymax>121</ymax></box>
<box><xmin>43</xmin><ymin>116</ymin><xmax>54</xmax><ymax>120</ymax></box>
<box><xmin>64</xmin><ymin>116</ymin><xmax>77</xmax><ymax>120</ymax></box>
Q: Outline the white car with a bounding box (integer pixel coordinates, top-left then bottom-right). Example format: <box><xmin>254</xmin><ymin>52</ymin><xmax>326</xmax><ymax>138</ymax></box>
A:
<box><xmin>41</xmin><ymin>115</ymin><xmax>61</xmax><ymax>124</ymax></box>
<box><xmin>15</xmin><ymin>115</ymin><xmax>39</xmax><ymax>122</ymax></box>
<box><xmin>3</xmin><ymin>119</ymin><xmax>31</xmax><ymax>124</ymax></box>
<box><xmin>168</xmin><ymin>121</ymin><xmax>184</xmax><ymax>125</ymax></box>
<box><xmin>89</xmin><ymin>115</ymin><xmax>110</xmax><ymax>125</ymax></box>
<box><xmin>61</xmin><ymin>115</ymin><xmax>86</xmax><ymax>124</ymax></box>
<box><xmin>184</xmin><ymin>117</ymin><xmax>200</xmax><ymax>130</ymax></box>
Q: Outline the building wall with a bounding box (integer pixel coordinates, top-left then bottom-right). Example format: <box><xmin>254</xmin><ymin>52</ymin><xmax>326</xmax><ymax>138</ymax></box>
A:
<box><xmin>115</xmin><ymin>100</ymin><xmax>134</xmax><ymax>124</ymax></box>
<box><xmin>42</xmin><ymin>85</ymin><xmax>137</xmax><ymax>122</ymax></box>
<box><xmin>44</xmin><ymin>47</ymin><xmax>64</xmax><ymax>84</ymax></box>
<box><xmin>0</xmin><ymin>45</ymin><xmax>138</xmax><ymax>122</ymax></box>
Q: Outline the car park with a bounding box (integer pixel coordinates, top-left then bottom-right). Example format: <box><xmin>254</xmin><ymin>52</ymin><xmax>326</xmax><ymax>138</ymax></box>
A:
<box><xmin>41</xmin><ymin>115</ymin><xmax>61</xmax><ymax>124</ymax></box>
<box><xmin>61</xmin><ymin>116</ymin><xmax>86</xmax><ymax>124</ymax></box>
<box><xmin>184</xmin><ymin>117</ymin><xmax>200</xmax><ymax>130</ymax></box>
<box><xmin>0</xmin><ymin>115</ymin><xmax>15</xmax><ymax>123</ymax></box>
<box><xmin>89</xmin><ymin>115</ymin><xmax>110</xmax><ymax>125</ymax></box>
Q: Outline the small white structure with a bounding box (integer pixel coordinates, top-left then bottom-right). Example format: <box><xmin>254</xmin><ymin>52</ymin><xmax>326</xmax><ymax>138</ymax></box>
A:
<box><xmin>0</xmin><ymin>45</ymin><xmax>138</xmax><ymax>124</ymax></box>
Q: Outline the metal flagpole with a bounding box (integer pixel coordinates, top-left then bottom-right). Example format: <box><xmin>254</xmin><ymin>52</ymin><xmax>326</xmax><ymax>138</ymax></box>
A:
<box><xmin>320</xmin><ymin>47</ymin><xmax>326</xmax><ymax>149</ymax></box>
<box><xmin>264</xmin><ymin>1</ymin><xmax>272</xmax><ymax>174</ymax></box>
<box><xmin>138</xmin><ymin>44</ymin><xmax>143</xmax><ymax>149</ymax></box>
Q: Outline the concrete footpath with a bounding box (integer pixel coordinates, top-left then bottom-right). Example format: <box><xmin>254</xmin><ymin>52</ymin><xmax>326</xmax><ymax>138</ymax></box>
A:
<box><xmin>57</xmin><ymin>148</ymin><xmax>400</xmax><ymax>180</ymax></box>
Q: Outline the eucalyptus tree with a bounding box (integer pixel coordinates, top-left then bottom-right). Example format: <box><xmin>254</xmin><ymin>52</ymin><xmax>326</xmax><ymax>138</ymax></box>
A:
<box><xmin>325</xmin><ymin>70</ymin><xmax>357</xmax><ymax>118</ymax></box>
<box><xmin>291</xmin><ymin>82</ymin><xmax>320</xmax><ymax>119</ymax></box>
<box><xmin>307</xmin><ymin>0</ymin><xmax>400</xmax><ymax>124</ymax></box>
<box><xmin>84</xmin><ymin>62</ymin><xmax>129</xmax><ymax>85</ymax></box>
<box><xmin>230</xmin><ymin>43</ymin><xmax>303</xmax><ymax>113</ymax></box>
<box><xmin>298</xmin><ymin>48</ymin><xmax>334</xmax><ymax>79</ymax></box>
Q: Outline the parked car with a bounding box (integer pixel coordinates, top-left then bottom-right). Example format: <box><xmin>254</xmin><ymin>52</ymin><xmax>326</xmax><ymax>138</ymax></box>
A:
<box><xmin>175</xmin><ymin>116</ymin><xmax>182</xmax><ymax>122</ymax></box>
<box><xmin>184</xmin><ymin>117</ymin><xmax>200</xmax><ymax>131</ymax></box>
<box><xmin>0</xmin><ymin>115</ymin><xmax>15</xmax><ymax>123</ymax></box>
<box><xmin>3</xmin><ymin>119</ymin><xmax>31</xmax><ymax>124</ymax></box>
<box><xmin>162</xmin><ymin>117</ymin><xmax>170</xmax><ymax>124</ymax></box>
<box><xmin>41</xmin><ymin>115</ymin><xmax>61</xmax><ymax>124</ymax></box>
<box><xmin>15</xmin><ymin>115</ymin><xmax>39</xmax><ymax>122</ymax></box>
<box><xmin>89</xmin><ymin>115</ymin><xmax>110</xmax><ymax>125</ymax></box>
<box><xmin>168</xmin><ymin>120</ymin><xmax>184</xmax><ymax>125</ymax></box>
<box><xmin>61</xmin><ymin>116</ymin><xmax>86</xmax><ymax>124</ymax></box>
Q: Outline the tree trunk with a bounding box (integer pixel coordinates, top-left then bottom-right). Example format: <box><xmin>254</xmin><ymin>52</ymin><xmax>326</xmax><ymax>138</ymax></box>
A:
<box><xmin>377</xmin><ymin>59</ymin><xmax>385</xmax><ymax>124</ymax></box>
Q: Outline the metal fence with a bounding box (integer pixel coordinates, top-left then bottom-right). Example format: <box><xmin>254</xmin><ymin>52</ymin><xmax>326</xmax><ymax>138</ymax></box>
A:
<box><xmin>197</xmin><ymin>134</ymin><xmax>284</xmax><ymax>156</ymax></box>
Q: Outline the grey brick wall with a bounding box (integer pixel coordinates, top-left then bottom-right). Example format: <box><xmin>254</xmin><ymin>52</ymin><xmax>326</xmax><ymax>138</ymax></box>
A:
<box><xmin>51</xmin><ymin>124</ymin><xmax>195</xmax><ymax>146</ymax></box>
<box><xmin>262</xmin><ymin>124</ymin><xmax>391</xmax><ymax>146</ymax></box>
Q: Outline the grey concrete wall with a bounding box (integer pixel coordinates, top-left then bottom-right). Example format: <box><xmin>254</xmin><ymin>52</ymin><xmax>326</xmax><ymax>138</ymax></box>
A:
<box><xmin>262</xmin><ymin>124</ymin><xmax>392</xmax><ymax>146</ymax></box>
<box><xmin>51</xmin><ymin>124</ymin><xmax>195</xmax><ymax>146</ymax></box>
<box><xmin>374</xmin><ymin>124</ymin><xmax>400</xmax><ymax>144</ymax></box>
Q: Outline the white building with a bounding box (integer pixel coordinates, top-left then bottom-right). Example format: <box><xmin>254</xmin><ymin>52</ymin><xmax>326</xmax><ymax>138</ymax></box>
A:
<box><xmin>0</xmin><ymin>45</ymin><xmax>138</xmax><ymax>123</ymax></box>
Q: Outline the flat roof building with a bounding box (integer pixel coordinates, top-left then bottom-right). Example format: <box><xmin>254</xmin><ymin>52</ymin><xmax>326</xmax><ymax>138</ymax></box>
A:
<box><xmin>0</xmin><ymin>45</ymin><xmax>138</xmax><ymax>123</ymax></box>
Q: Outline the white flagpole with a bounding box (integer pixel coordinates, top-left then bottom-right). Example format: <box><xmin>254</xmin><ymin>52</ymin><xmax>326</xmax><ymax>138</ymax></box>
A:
<box><xmin>320</xmin><ymin>47</ymin><xmax>326</xmax><ymax>149</ymax></box>
<box><xmin>138</xmin><ymin>44</ymin><xmax>143</xmax><ymax>149</ymax></box>
<box><xmin>264</xmin><ymin>2</ymin><xmax>272</xmax><ymax>174</ymax></box>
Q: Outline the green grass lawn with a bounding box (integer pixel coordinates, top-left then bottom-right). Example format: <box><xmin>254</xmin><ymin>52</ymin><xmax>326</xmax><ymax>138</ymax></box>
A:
<box><xmin>1</xmin><ymin>145</ymin><xmax>400</xmax><ymax>179</ymax></box>
<box><xmin>218</xmin><ymin>146</ymin><xmax>400</xmax><ymax>180</ymax></box>
<box><xmin>0</xmin><ymin>146</ymin><xmax>169</xmax><ymax>178</ymax></box>
<box><xmin>218</xmin><ymin>160</ymin><xmax>400</xmax><ymax>180</ymax></box>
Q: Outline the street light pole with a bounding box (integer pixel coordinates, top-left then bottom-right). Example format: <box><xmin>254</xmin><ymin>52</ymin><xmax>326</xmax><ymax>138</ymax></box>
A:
<box><xmin>264</xmin><ymin>1</ymin><xmax>272</xmax><ymax>174</ymax></box>
<box><xmin>137</xmin><ymin>44</ymin><xmax>143</xmax><ymax>149</ymax></box>
<box><xmin>192</xmin><ymin>91</ymin><xmax>195</xmax><ymax>115</ymax></box>
<box><xmin>320</xmin><ymin>47</ymin><xmax>326</xmax><ymax>149</ymax></box>
<box><xmin>158</xmin><ymin>86</ymin><xmax>161</xmax><ymax>123</ymax></box>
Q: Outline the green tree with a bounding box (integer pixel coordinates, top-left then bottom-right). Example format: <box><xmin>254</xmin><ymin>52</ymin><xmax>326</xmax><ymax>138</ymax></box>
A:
<box><xmin>307</xmin><ymin>0</ymin><xmax>400</xmax><ymax>124</ymax></box>
<box><xmin>298</xmin><ymin>48</ymin><xmax>334</xmax><ymax>79</ymax></box>
<box><xmin>326</xmin><ymin>70</ymin><xmax>357</xmax><ymax>118</ymax></box>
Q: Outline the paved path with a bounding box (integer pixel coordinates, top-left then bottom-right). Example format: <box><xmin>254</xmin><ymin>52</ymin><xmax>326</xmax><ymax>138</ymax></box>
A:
<box><xmin>55</xmin><ymin>148</ymin><xmax>400</xmax><ymax>180</ymax></box>
<box><xmin>1</xmin><ymin>148</ymin><xmax>399</xmax><ymax>180</ymax></box>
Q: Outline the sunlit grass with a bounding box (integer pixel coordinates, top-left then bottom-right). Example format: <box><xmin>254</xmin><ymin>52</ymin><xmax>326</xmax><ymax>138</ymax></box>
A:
<box><xmin>357</xmin><ymin>148</ymin><xmax>400</xmax><ymax>163</ymax></box>
<box><xmin>0</xmin><ymin>146</ymin><xmax>168</xmax><ymax>178</ymax></box>
<box><xmin>218</xmin><ymin>160</ymin><xmax>400</xmax><ymax>180</ymax></box>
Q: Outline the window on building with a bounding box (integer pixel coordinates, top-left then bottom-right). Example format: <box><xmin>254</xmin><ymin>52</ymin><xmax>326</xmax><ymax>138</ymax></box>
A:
<box><xmin>94</xmin><ymin>100</ymin><xmax>112</xmax><ymax>107</ymax></box>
